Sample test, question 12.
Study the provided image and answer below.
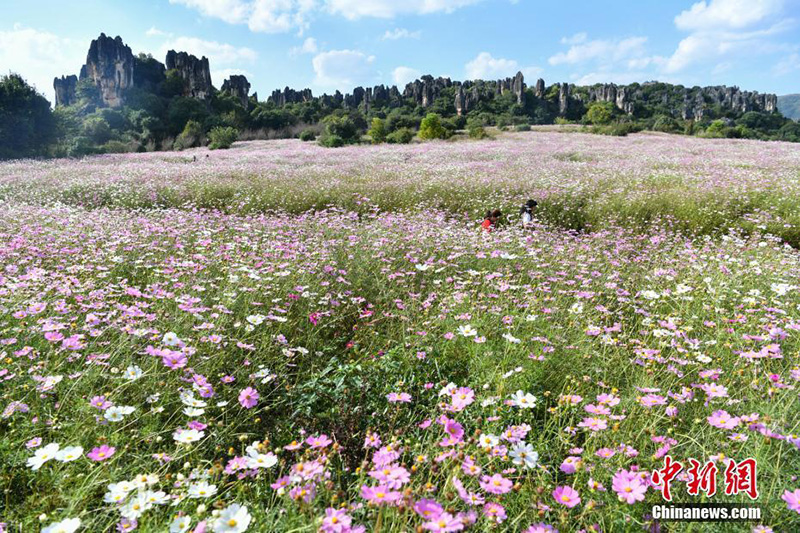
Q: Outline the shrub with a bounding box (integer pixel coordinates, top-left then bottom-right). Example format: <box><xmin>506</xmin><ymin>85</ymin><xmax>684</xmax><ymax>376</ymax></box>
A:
<box><xmin>367</xmin><ymin>118</ymin><xmax>387</xmax><ymax>144</ymax></box>
<box><xmin>319</xmin><ymin>134</ymin><xmax>345</xmax><ymax>148</ymax></box>
<box><xmin>173</xmin><ymin>120</ymin><xmax>203</xmax><ymax>150</ymax></box>
<box><xmin>418</xmin><ymin>113</ymin><xmax>449</xmax><ymax>140</ymax></box>
<box><xmin>515</xmin><ymin>123</ymin><xmax>531</xmax><ymax>132</ymax></box>
<box><xmin>585</xmin><ymin>102</ymin><xmax>614</xmax><ymax>125</ymax></box>
<box><xmin>652</xmin><ymin>115</ymin><xmax>680</xmax><ymax>133</ymax></box>
<box><xmin>299</xmin><ymin>130</ymin><xmax>316</xmax><ymax>142</ymax></box>
<box><xmin>468</xmin><ymin>125</ymin><xmax>491</xmax><ymax>140</ymax></box>
<box><xmin>208</xmin><ymin>126</ymin><xmax>239</xmax><ymax>149</ymax></box>
<box><xmin>319</xmin><ymin>115</ymin><xmax>360</xmax><ymax>147</ymax></box>
<box><xmin>386</xmin><ymin>128</ymin><xmax>414</xmax><ymax>144</ymax></box>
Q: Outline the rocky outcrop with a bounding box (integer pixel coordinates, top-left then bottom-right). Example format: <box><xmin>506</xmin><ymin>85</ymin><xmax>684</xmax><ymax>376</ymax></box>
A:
<box><xmin>588</xmin><ymin>83</ymin><xmax>634</xmax><ymax>114</ymax></box>
<box><xmin>268</xmin><ymin>87</ymin><xmax>313</xmax><ymax>106</ymax></box>
<box><xmin>221</xmin><ymin>75</ymin><xmax>251</xmax><ymax>107</ymax></box>
<box><xmin>53</xmin><ymin>75</ymin><xmax>78</xmax><ymax>107</ymax></box>
<box><xmin>79</xmin><ymin>33</ymin><xmax>135</xmax><ymax>108</ymax></box>
<box><xmin>165</xmin><ymin>51</ymin><xmax>213</xmax><ymax>100</ymax></box>
<box><xmin>558</xmin><ymin>83</ymin><xmax>571</xmax><ymax>115</ymax></box>
<box><xmin>535</xmin><ymin>78</ymin><xmax>545</xmax><ymax>98</ymax></box>
<box><xmin>497</xmin><ymin>72</ymin><xmax>525</xmax><ymax>104</ymax></box>
<box><xmin>403</xmin><ymin>76</ymin><xmax>451</xmax><ymax>107</ymax></box>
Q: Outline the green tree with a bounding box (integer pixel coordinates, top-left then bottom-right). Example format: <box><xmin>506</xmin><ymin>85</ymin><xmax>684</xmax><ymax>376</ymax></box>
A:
<box><xmin>174</xmin><ymin>120</ymin><xmax>204</xmax><ymax>150</ymax></box>
<box><xmin>418</xmin><ymin>113</ymin><xmax>448</xmax><ymax>140</ymax></box>
<box><xmin>0</xmin><ymin>74</ymin><xmax>57</xmax><ymax>159</ymax></box>
<box><xmin>367</xmin><ymin>118</ymin><xmax>387</xmax><ymax>143</ymax></box>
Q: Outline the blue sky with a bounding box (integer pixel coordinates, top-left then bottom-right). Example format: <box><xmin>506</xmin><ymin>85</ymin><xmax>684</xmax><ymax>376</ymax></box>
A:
<box><xmin>2</xmin><ymin>0</ymin><xmax>799</xmax><ymax>105</ymax></box>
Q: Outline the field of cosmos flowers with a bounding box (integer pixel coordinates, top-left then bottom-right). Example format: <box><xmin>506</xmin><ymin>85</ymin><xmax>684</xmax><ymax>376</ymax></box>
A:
<box><xmin>2</xmin><ymin>130</ymin><xmax>800</xmax><ymax>532</ymax></box>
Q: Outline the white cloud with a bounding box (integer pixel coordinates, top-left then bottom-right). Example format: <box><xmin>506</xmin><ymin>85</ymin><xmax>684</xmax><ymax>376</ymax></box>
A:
<box><xmin>146</xmin><ymin>26</ymin><xmax>170</xmax><ymax>37</ymax></box>
<box><xmin>674</xmin><ymin>0</ymin><xmax>784</xmax><ymax>31</ymax></box>
<box><xmin>392</xmin><ymin>66</ymin><xmax>421</xmax><ymax>86</ymax></box>
<box><xmin>465</xmin><ymin>52</ymin><xmax>517</xmax><ymax>79</ymax></box>
<box><xmin>160</xmin><ymin>36</ymin><xmax>258</xmax><ymax>66</ymax></box>
<box><xmin>382</xmin><ymin>28</ymin><xmax>421</xmax><ymax>40</ymax></box>
<box><xmin>248</xmin><ymin>0</ymin><xmax>315</xmax><ymax>34</ymax></box>
<box><xmin>560</xmin><ymin>32</ymin><xmax>587</xmax><ymax>45</ymax></box>
<box><xmin>548</xmin><ymin>36</ymin><xmax>650</xmax><ymax>66</ymax></box>
<box><xmin>0</xmin><ymin>24</ymin><xmax>86</xmax><ymax>104</ymax></box>
<box><xmin>665</xmin><ymin>0</ymin><xmax>790</xmax><ymax>73</ymax></box>
<box><xmin>168</xmin><ymin>0</ymin><xmax>252</xmax><ymax>24</ymax></box>
<box><xmin>312</xmin><ymin>49</ymin><xmax>376</xmax><ymax>90</ymax></box>
<box><xmin>325</xmin><ymin>0</ymin><xmax>483</xmax><ymax>19</ymax></box>
<box><xmin>290</xmin><ymin>37</ymin><xmax>318</xmax><ymax>55</ymax></box>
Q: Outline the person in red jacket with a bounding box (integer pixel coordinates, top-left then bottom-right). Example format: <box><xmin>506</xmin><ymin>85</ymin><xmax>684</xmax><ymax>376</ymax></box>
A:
<box><xmin>482</xmin><ymin>209</ymin><xmax>502</xmax><ymax>232</ymax></box>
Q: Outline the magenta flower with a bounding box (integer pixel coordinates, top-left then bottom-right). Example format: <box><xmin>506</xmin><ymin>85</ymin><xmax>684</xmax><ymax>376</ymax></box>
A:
<box><xmin>161</xmin><ymin>351</ymin><xmax>187</xmax><ymax>369</ymax></box>
<box><xmin>523</xmin><ymin>524</ymin><xmax>558</xmax><ymax>533</ymax></box>
<box><xmin>479</xmin><ymin>473</ymin><xmax>512</xmax><ymax>495</ymax></box>
<box><xmin>578</xmin><ymin>417</ymin><xmax>608</xmax><ymax>432</ymax></box>
<box><xmin>305</xmin><ymin>434</ymin><xmax>332</xmax><ymax>449</ymax></box>
<box><xmin>89</xmin><ymin>395</ymin><xmax>112</xmax><ymax>410</ymax></box>
<box><xmin>783</xmin><ymin>489</ymin><xmax>800</xmax><ymax>513</ymax></box>
<box><xmin>320</xmin><ymin>508</ymin><xmax>352</xmax><ymax>532</ymax></box>
<box><xmin>612</xmin><ymin>469</ymin><xmax>647</xmax><ymax>504</ymax></box>
<box><xmin>552</xmin><ymin>485</ymin><xmax>581</xmax><ymax>508</ymax></box>
<box><xmin>483</xmin><ymin>502</ymin><xmax>507</xmax><ymax>523</ymax></box>
<box><xmin>87</xmin><ymin>444</ymin><xmax>116</xmax><ymax>462</ymax></box>
<box><xmin>238</xmin><ymin>387</ymin><xmax>259</xmax><ymax>409</ymax></box>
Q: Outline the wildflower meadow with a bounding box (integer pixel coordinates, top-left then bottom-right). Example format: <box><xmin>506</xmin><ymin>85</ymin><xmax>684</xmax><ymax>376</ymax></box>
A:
<box><xmin>2</xmin><ymin>131</ymin><xmax>800</xmax><ymax>532</ymax></box>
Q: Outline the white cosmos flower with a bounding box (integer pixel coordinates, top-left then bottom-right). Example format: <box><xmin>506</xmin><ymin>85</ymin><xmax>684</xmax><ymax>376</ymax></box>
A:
<box><xmin>124</xmin><ymin>365</ymin><xmax>143</xmax><ymax>381</ymax></box>
<box><xmin>458</xmin><ymin>325</ymin><xmax>477</xmax><ymax>337</ymax></box>
<box><xmin>187</xmin><ymin>481</ymin><xmax>217</xmax><ymax>498</ymax></box>
<box><xmin>119</xmin><ymin>492</ymin><xmax>152</xmax><ymax>519</ymax></box>
<box><xmin>55</xmin><ymin>446</ymin><xmax>83</xmax><ymax>462</ymax></box>
<box><xmin>170</xmin><ymin>515</ymin><xmax>192</xmax><ymax>533</ymax></box>
<box><xmin>214</xmin><ymin>503</ymin><xmax>252</xmax><ymax>533</ymax></box>
<box><xmin>183</xmin><ymin>407</ymin><xmax>205</xmax><ymax>417</ymax></box>
<box><xmin>142</xmin><ymin>489</ymin><xmax>169</xmax><ymax>505</ymax></box>
<box><xmin>104</xmin><ymin>405</ymin><xmax>135</xmax><ymax>422</ymax></box>
<box><xmin>246</xmin><ymin>314</ymin><xmax>265</xmax><ymax>326</ymax></box>
<box><xmin>415</xmin><ymin>263</ymin><xmax>431</xmax><ymax>271</ymax></box>
<box><xmin>246</xmin><ymin>451</ymin><xmax>278</xmax><ymax>469</ymax></box>
<box><xmin>478</xmin><ymin>434</ymin><xmax>500</xmax><ymax>448</ymax></box>
<box><xmin>640</xmin><ymin>290</ymin><xmax>660</xmax><ymax>300</ymax></box>
<box><xmin>173</xmin><ymin>428</ymin><xmax>204</xmax><ymax>444</ymax></box>
<box><xmin>41</xmin><ymin>517</ymin><xmax>81</xmax><ymax>533</ymax></box>
<box><xmin>502</xmin><ymin>332</ymin><xmax>521</xmax><ymax>344</ymax></box>
<box><xmin>510</xmin><ymin>442</ymin><xmax>539</xmax><ymax>469</ymax></box>
<box><xmin>509</xmin><ymin>390</ymin><xmax>537</xmax><ymax>408</ymax></box>
<box><xmin>27</xmin><ymin>443</ymin><xmax>60</xmax><ymax>470</ymax></box>
<box><xmin>163</xmin><ymin>331</ymin><xmax>181</xmax><ymax>346</ymax></box>
<box><xmin>180</xmin><ymin>391</ymin><xmax>207</xmax><ymax>408</ymax></box>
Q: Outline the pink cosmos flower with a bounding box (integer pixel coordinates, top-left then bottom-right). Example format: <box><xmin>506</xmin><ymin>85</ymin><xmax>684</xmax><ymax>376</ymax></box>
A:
<box><xmin>449</xmin><ymin>387</ymin><xmax>475</xmax><ymax>411</ymax></box>
<box><xmin>87</xmin><ymin>444</ymin><xmax>116</xmax><ymax>462</ymax></box>
<box><xmin>422</xmin><ymin>512</ymin><xmax>463</xmax><ymax>532</ymax></box>
<box><xmin>552</xmin><ymin>486</ymin><xmax>581</xmax><ymax>508</ymax></box>
<box><xmin>524</xmin><ymin>524</ymin><xmax>558</xmax><ymax>533</ymax></box>
<box><xmin>320</xmin><ymin>508</ymin><xmax>352</xmax><ymax>533</ymax></box>
<box><xmin>578</xmin><ymin>417</ymin><xmax>608</xmax><ymax>432</ymax></box>
<box><xmin>26</xmin><ymin>437</ymin><xmax>42</xmax><ymax>449</ymax></box>
<box><xmin>414</xmin><ymin>499</ymin><xmax>443</xmax><ymax>520</ymax></box>
<box><xmin>483</xmin><ymin>502</ymin><xmax>507</xmax><ymax>523</ymax></box>
<box><xmin>360</xmin><ymin>484</ymin><xmax>402</xmax><ymax>505</ymax></box>
<box><xmin>479</xmin><ymin>473</ymin><xmax>512</xmax><ymax>495</ymax></box>
<box><xmin>89</xmin><ymin>395</ymin><xmax>112</xmax><ymax>410</ymax></box>
<box><xmin>161</xmin><ymin>351</ymin><xmax>187</xmax><ymax>369</ymax></box>
<box><xmin>560</xmin><ymin>456</ymin><xmax>581</xmax><ymax>474</ymax></box>
<box><xmin>306</xmin><ymin>434</ymin><xmax>333</xmax><ymax>449</ymax></box>
<box><xmin>238</xmin><ymin>387</ymin><xmax>259</xmax><ymax>409</ymax></box>
<box><xmin>387</xmin><ymin>392</ymin><xmax>412</xmax><ymax>403</ymax></box>
<box><xmin>612</xmin><ymin>470</ymin><xmax>647</xmax><ymax>504</ymax></box>
<box><xmin>707</xmin><ymin>410</ymin><xmax>740</xmax><ymax>430</ymax></box>
<box><xmin>783</xmin><ymin>489</ymin><xmax>800</xmax><ymax>513</ymax></box>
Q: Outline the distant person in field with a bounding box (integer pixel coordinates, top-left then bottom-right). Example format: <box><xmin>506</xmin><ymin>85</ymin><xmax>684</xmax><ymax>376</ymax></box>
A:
<box><xmin>520</xmin><ymin>199</ymin><xmax>538</xmax><ymax>228</ymax></box>
<box><xmin>482</xmin><ymin>209</ymin><xmax>502</xmax><ymax>232</ymax></box>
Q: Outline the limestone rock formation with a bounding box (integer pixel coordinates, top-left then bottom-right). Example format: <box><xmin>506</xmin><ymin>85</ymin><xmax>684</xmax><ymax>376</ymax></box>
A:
<box><xmin>535</xmin><ymin>78</ymin><xmax>545</xmax><ymax>98</ymax></box>
<box><xmin>165</xmin><ymin>50</ymin><xmax>213</xmax><ymax>100</ymax></box>
<box><xmin>79</xmin><ymin>33</ymin><xmax>135</xmax><ymax>108</ymax></box>
<box><xmin>403</xmin><ymin>76</ymin><xmax>452</xmax><ymax>107</ymax></box>
<box><xmin>268</xmin><ymin>87</ymin><xmax>313</xmax><ymax>106</ymax></box>
<box><xmin>53</xmin><ymin>75</ymin><xmax>78</xmax><ymax>107</ymax></box>
<box><xmin>221</xmin><ymin>75</ymin><xmax>251</xmax><ymax>107</ymax></box>
<box><xmin>558</xmin><ymin>83</ymin><xmax>571</xmax><ymax>115</ymax></box>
